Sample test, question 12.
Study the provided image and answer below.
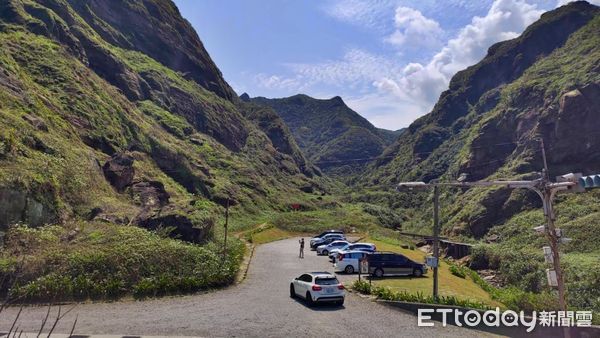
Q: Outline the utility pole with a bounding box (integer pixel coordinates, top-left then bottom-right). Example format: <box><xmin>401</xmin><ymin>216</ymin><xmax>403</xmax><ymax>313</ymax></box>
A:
<box><xmin>432</xmin><ymin>184</ymin><xmax>440</xmax><ymax>301</ymax></box>
<box><xmin>398</xmin><ymin>181</ymin><xmax>440</xmax><ymax>300</ymax></box>
<box><xmin>398</xmin><ymin>167</ymin><xmax>600</xmax><ymax>338</ymax></box>
<box><xmin>223</xmin><ymin>197</ymin><xmax>230</xmax><ymax>260</ymax></box>
<box><xmin>539</xmin><ymin>139</ymin><xmax>569</xmax><ymax>338</ymax></box>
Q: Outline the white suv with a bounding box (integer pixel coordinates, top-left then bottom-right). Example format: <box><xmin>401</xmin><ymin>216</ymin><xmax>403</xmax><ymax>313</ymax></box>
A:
<box><xmin>290</xmin><ymin>272</ymin><xmax>345</xmax><ymax>306</ymax></box>
<box><xmin>334</xmin><ymin>250</ymin><xmax>370</xmax><ymax>274</ymax></box>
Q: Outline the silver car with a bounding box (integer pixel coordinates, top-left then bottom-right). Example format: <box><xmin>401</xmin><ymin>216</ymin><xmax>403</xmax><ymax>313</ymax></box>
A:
<box><xmin>316</xmin><ymin>240</ymin><xmax>350</xmax><ymax>255</ymax></box>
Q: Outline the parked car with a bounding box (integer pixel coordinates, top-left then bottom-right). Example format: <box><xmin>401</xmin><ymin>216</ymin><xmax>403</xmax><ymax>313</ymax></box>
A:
<box><xmin>334</xmin><ymin>250</ymin><xmax>370</xmax><ymax>274</ymax></box>
<box><xmin>328</xmin><ymin>243</ymin><xmax>376</xmax><ymax>261</ymax></box>
<box><xmin>316</xmin><ymin>240</ymin><xmax>350</xmax><ymax>255</ymax></box>
<box><xmin>290</xmin><ymin>271</ymin><xmax>345</xmax><ymax>306</ymax></box>
<box><xmin>367</xmin><ymin>252</ymin><xmax>427</xmax><ymax>277</ymax></box>
<box><xmin>309</xmin><ymin>230</ymin><xmax>344</xmax><ymax>247</ymax></box>
<box><xmin>313</xmin><ymin>230</ymin><xmax>344</xmax><ymax>239</ymax></box>
<box><xmin>310</xmin><ymin>233</ymin><xmax>346</xmax><ymax>249</ymax></box>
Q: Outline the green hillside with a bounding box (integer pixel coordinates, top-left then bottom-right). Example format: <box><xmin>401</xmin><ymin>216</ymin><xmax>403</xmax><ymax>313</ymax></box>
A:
<box><xmin>0</xmin><ymin>0</ymin><xmax>326</xmax><ymax>300</ymax></box>
<box><xmin>247</xmin><ymin>94</ymin><xmax>399</xmax><ymax>177</ymax></box>
<box><xmin>359</xmin><ymin>1</ymin><xmax>600</xmax><ymax>313</ymax></box>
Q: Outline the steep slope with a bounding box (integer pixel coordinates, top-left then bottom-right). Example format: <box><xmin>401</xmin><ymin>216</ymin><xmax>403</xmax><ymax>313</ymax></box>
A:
<box><xmin>366</xmin><ymin>1</ymin><xmax>599</xmax><ymax>232</ymax></box>
<box><xmin>0</xmin><ymin>0</ymin><xmax>320</xmax><ymax>241</ymax></box>
<box><xmin>359</xmin><ymin>1</ymin><xmax>600</xmax><ymax>312</ymax></box>
<box><xmin>246</xmin><ymin>94</ymin><xmax>398</xmax><ymax>176</ymax></box>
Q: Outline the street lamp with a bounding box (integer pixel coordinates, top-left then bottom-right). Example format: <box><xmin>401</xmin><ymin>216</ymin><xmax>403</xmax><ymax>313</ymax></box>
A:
<box><xmin>397</xmin><ymin>171</ymin><xmax>600</xmax><ymax>338</ymax></box>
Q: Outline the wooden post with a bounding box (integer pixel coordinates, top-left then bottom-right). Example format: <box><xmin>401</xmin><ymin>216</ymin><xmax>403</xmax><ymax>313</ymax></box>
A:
<box><xmin>223</xmin><ymin>198</ymin><xmax>229</xmax><ymax>260</ymax></box>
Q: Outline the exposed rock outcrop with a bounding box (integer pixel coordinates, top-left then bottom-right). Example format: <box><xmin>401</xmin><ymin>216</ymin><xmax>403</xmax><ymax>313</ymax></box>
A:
<box><xmin>0</xmin><ymin>188</ymin><xmax>56</xmax><ymax>228</ymax></box>
<box><xmin>102</xmin><ymin>153</ymin><xmax>135</xmax><ymax>192</ymax></box>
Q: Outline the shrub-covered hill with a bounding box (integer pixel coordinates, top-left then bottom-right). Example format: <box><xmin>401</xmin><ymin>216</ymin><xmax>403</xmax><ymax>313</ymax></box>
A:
<box><xmin>245</xmin><ymin>94</ymin><xmax>402</xmax><ymax>177</ymax></box>
<box><xmin>356</xmin><ymin>1</ymin><xmax>600</xmax><ymax>312</ymax></box>
<box><xmin>0</xmin><ymin>0</ymin><xmax>326</xmax><ymax>236</ymax></box>
<box><xmin>0</xmin><ymin>0</ymin><xmax>326</xmax><ymax>299</ymax></box>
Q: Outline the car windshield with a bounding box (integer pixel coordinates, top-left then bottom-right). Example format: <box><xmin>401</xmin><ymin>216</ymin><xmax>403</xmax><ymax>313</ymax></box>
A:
<box><xmin>315</xmin><ymin>277</ymin><xmax>339</xmax><ymax>285</ymax></box>
<box><xmin>331</xmin><ymin>242</ymin><xmax>346</xmax><ymax>246</ymax></box>
<box><xmin>339</xmin><ymin>244</ymin><xmax>350</xmax><ymax>250</ymax></box>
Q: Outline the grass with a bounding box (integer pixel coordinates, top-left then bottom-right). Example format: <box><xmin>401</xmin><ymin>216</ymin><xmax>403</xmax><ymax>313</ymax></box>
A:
<box><xmin>237</xmin><ymin>223</ymin><xmax>298</xmax><ymax>245</ymax></box>
<box><xmin>353</xmin><ymin>280</ymin><xmax>492</xmax><ymax>311</ymax></box>
<box><xmin>364</xmin><ymin>236</ymin><xmax>504</xmax><ymax>308</ymax></box>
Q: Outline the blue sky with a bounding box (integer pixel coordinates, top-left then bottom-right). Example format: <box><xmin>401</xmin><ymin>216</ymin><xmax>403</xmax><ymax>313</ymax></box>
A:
<box><xmin>173</xmin><ymin>0</ymin><xmax>595</xmax><ymax>130</ymax></box>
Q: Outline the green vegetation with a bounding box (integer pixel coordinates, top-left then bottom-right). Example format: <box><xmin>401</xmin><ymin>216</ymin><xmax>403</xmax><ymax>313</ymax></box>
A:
<box><xmin>449</xmin><ymin>264</ymin><xmax>467</xmax><ymax>278</ymax></box>
<box><xmin>240</xmin><ymin>224</ymin><xmax>296</xmax><ymax>245</ymax></box>
<box><xmin>0</xmin><ymin>0</ymin><xmax>324</xmax><ymax>302</ymax></box>
<box><xmin>248</xmin><ymin>94</ymin><xmax>396</xmax><ymax>178</ymax></box>
<box><xmin>352</xmin><ymin>280</ymin><xmax>492</xmax><ymax>311</ymax></box>
<box><xmin>354</xmin><ymin>4</ymin><xmax>600</xmax><ymax>317</ymax></box>
<box><xmin>0</xmin><ymin>0</ymin><xmax>599</xmax><ymax>319</ymax></box>
<box><xmin>0</xmin><ymin>222</ymin><xmax>244</xmax><ymax>301</ymax></box>
<box><xmin>365</xmin><ymin>237</ymin><xmax>502</xmax><ymax>308</ymax></box>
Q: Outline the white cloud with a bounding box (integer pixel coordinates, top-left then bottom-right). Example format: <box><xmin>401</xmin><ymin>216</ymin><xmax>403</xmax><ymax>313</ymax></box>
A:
<box><xmin>254</xmin><ymin>73</ymin><xmax>304</xmax><ymax>91</ymax></box>
<box><xmin>374</xmin><ymin>0</ymin><xmax>544</xmax><ymax>120</ymax></box>
<box><xmin>323</xmin><ymin>0</ymin><xmax>397</xmax><ymax>31</ymax></box>
<box><xmin>345</xmin><ymin>91</ymin><xmax>426</xmax><ymax>129</ymax></box>
<box><xmin>255</xmin><ymin>0</ymin><xmax>566</xmax><ymax>129</ymax></box>
<box><xmin>287</xmin><ymin>49</ymin><xmax>402</xmax><ymax>88</ymax></box>
<box><xmin>386</xmin><ymin>7</ymin><xmax>443</xmax><ymax>49</ymax></box>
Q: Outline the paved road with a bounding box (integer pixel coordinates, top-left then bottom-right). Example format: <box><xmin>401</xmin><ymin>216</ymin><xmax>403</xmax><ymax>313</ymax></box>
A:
<box><xmin>0</xmin><ymin>238</ymin><xmax>495</xmax><ymax>337</ymax></box>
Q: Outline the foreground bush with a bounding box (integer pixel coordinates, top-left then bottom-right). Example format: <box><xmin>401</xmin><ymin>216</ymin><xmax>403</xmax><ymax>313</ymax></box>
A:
<box><xmin>0</xmin><ymin>221</ymin><xmax>244</xmax><ymax>301</ymax></box>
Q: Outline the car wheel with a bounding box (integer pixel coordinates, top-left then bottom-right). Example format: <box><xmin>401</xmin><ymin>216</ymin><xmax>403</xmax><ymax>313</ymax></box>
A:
<box><xmin>290</xmin><ymin>284</ymin><xmax>296</xmax><ymax>298</ymax></box>
<box><xmin>413</xmin><ymin>268</ymin><xmax>423</xmax><ymax>277</ymax></box>
<box><xmin>306</xmin><ymin>292</ymin><xmax>314</xmax><ymax>307</ymax></box>
<box><xmin>374</xmin><ymin>268</ymin><xmax>384</xmax><ymax>278</ymax></box>
<box><xmin>322</xmin><ymin>250</ymin><xmax>328</xmax><ymax>255</ymax></box>
<box><xmin>336</xmin><ymin>299</ymin><xmax>345</xmax><ymax>306</ymax></box>
<box><xmin>344</xmin><ymin>265</ymin><xmax>355</xmax><ymax>274</ymax></box>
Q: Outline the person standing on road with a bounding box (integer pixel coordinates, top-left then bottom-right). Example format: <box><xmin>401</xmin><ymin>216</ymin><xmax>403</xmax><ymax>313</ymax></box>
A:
<box><xmin>299</xmin><ymin>238</ymin><xmax>305</xmax><ymax>258</ymax></box>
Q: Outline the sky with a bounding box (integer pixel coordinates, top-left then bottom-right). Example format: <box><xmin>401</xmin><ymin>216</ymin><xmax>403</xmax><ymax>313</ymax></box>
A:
<box><xmin>173</xmin><ymin>0</ymin><xmax>599</xmax><ymax>130</ymax></box>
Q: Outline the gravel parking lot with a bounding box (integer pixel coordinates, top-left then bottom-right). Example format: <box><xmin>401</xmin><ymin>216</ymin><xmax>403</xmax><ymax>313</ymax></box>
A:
<box><xmin>0</xmin><ymin>237</ymin><xmax>497</xmax><ymax>337</ymax></box>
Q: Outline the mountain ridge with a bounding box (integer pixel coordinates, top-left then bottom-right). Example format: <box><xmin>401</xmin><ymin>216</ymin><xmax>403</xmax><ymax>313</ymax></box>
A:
<box><xmin>246</xmin><ymin>93</ymin><xmax>399</xmax><ymax>177</ymax></box>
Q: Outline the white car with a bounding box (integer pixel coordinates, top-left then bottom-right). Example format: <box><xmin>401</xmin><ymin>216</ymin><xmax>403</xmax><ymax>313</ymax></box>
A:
<box><xmin>290</xmin><ymin>272</ymin><xmax>345</xmax><ymax>306</ymax></box>
<box><xmin>316</xmin><ymin>240</ymin><xmax>349</xmax><ymax>255</ymax></box>
<box><xmin>328</xmin><ymin>243</ymin><xmax>376</xmax><ymax>262</ymax></box>
<box><xmin>334</xmin><ymin>250</ymin><xmax>370</xmax><ymax>274</ymax></box>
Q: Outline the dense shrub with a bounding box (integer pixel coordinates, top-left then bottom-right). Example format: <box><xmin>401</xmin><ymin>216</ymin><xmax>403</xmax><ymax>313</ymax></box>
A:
<box><xmin>0</xmin><ymin>222</ymin><xmax>244</xmax><ymax>301</ymax></box>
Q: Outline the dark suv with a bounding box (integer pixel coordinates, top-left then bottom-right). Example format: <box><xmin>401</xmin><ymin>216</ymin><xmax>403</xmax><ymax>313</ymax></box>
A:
<box><xmin>367</xmin><ymin>252</ymin><xmax>427</xmax><ymax>277</ymax></box>
<box><xmin>314</xmin><ymin>230</ymin><xmax>343</xmax><ymax>238</ymax></box>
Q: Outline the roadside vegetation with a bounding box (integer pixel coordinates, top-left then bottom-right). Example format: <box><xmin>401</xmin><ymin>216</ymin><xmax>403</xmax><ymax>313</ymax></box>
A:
<box><xmin>364</xmin><ymin>237</ymin><xmax>502</xmax><ymax>308</ymax></box>
<box><xmin>352</xmin><ymin>280</ymin><xmax>492</xmax><ymax>311</ymax></box>
<box><xmin>0</xmin><ymin>221</ymin><xmax>244</xmax><ymax>302</ymax></box>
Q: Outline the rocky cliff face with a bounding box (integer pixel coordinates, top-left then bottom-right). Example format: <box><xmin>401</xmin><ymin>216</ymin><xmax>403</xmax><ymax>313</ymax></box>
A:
<box><xmin>0</xmin><ymin>0</ymin><xmax>319</xmax><ymax>241</ymax></box>
<box><xmin>66</xmin><ymin>0</ymin><xmax>237</xmax><ymax>101</ymax></box>
<box><xmin>354</xmin><ymin>3</ymin><xmax>600</xmax><ymax>308</ymax></box>
<box><xmin>365</xmin><ymin>2</ymin><xmax>600</xmax><ymax>238</ymax></box>
<box><xmin>248</xmin><ymin>94</ymin><xmax>399</xmax><ymax>177</ymax></box>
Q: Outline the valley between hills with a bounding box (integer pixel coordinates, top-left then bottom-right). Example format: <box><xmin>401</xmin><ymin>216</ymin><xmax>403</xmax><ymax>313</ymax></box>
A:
<box><xmin>0</xmin><ymin>0</ymin><xmax>599</xmax><ymax>333</ymax></box>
